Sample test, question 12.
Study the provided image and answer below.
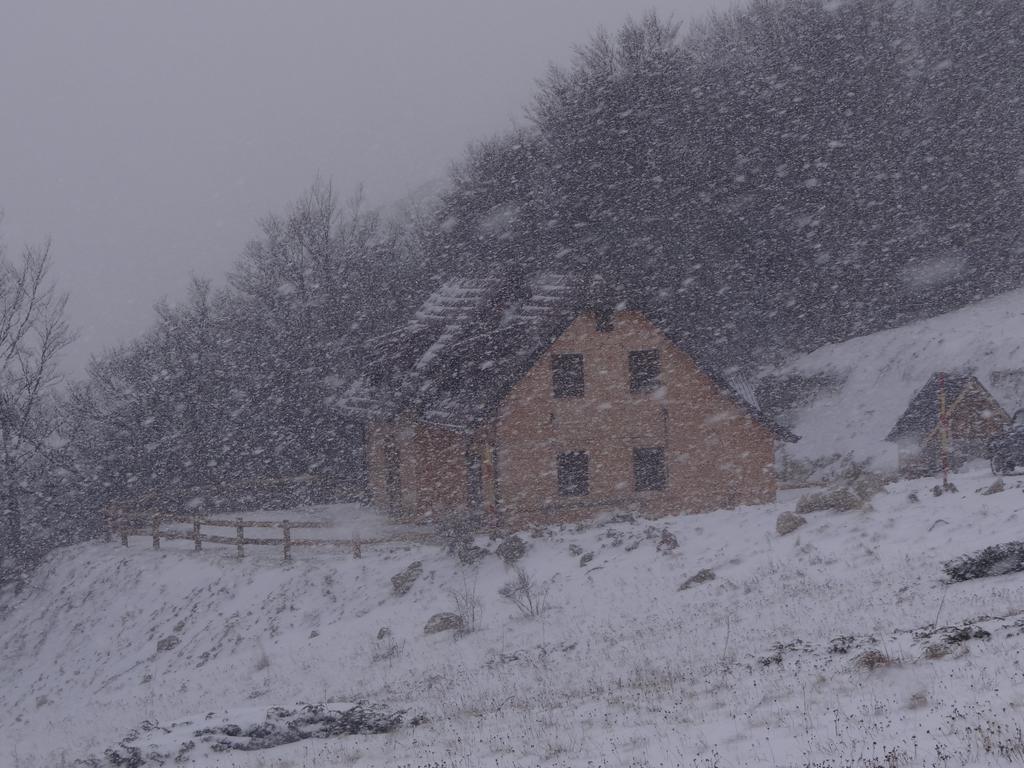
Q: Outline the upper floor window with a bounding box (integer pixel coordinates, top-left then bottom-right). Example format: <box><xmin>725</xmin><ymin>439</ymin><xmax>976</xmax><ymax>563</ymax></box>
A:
<box><xmin>629</xmin><ymin>349</ymin><xmax>661</xmax><ymax>393</ymax></box>
<box><xmin>552</xmin><ymin>353</ymin><xmax>584</xmax><ymax>398</ymax></box>
<box><xmin>633</xmin><ymin>447</ymin><xmax>666</xmax><ymax>491</ymax></box>
<box><xmin>557</xmin><ymin>451</ymin><xmax>589</xmax><ymax>496</ymax></box>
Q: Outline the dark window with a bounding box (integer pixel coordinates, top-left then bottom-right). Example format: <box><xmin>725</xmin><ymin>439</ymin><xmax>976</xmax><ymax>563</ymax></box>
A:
<box><xmin>557</xmin><ymin>451</ymin><xmax>589</xmax><ymax>496</ymax></box>
<box><xmin>492</xmin><ymin>446</ymin><xmax>500</xmax><ymax>508</ymax></box>
<box><xmin>629</xmin><ymin>349</ymin><xmax>661</xmax><ymax>393</ymax></box>
<box><xmin>466</xmin><ymin>451</ymin><xmax>483</xmax><ymax>509</ymax></box>
<box><xmin>633</xmin><ymin>447</ymin><xmax>666</xmax><ymax>491</ymax></box>
<box><xmin>552</xmin><ymin>353</ymin><xmax>584</xmax><ymax>398</ymax></box>
<box><xmin>383</xmin><ymin>437</ymin><xmax>401</xmax><ymax>510</ymax></box>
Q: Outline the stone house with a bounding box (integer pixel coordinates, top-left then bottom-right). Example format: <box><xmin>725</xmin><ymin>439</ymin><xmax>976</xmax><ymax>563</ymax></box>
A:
<box><xmin>339</xmin><ymin>274</ymin><xmax>797</xmax><ymax>527</ymax></box>
<box><xmin>886</xmin><ymin>372</ymin><xmax>1010</xmax><ymax>477</ymax></box>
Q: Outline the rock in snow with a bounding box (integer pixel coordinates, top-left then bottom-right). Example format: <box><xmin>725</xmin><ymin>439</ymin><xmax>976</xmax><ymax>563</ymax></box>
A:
<box><xmin>99</xmin><ymin>703</ymin><xmax>411</xmax><ymax>766</ymax></box>
<box><xmin>391</xmin><ymin>561</ymin><xmax>423</xmax><ymax>596</ymax></box>
<box><xmin>423</xmin><ymin>612</ymin><xmax>464</xmax><ymax>634</ymax></box>
<box><xmin>679</xmin><ymin>568</ymin><xmax>716</xmax><ymax>590</ymax></box>
<box><xmin>776</xmin><ymin>510</ymin><xmax>807</xmax><ymax>536</ymax></box>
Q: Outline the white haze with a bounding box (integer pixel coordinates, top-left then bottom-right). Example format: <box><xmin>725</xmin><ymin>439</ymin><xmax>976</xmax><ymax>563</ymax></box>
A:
<box><xmin>0</xmin><ymin>0</ymin><xmax>732</xmax><ymax>374</ymax></box>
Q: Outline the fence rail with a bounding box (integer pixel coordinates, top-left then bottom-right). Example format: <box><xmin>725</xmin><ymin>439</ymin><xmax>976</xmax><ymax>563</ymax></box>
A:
<box><xmin>106</xmin><ymin>510</ymin><xmax>435</xmax><ymax>561</ymax></box>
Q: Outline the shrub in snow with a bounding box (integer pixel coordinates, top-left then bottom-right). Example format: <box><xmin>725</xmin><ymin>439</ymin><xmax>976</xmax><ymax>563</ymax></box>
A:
<box><xmin>447</xmin><ymin>578</ymin><xmax>483</xmax><ymax>634</ymax></box>
<box><xmin>202</xmin><ymin>704</ymin><xmax>406</xmax><ymax>749</ymax></box>
<box><xmin>499</xmin><ymin>566</ymin><xmax>549</xmax><ymax>618</ymax></box>
<box><xmin>454</xmin><ymin>540</ymin><xmax>488</xmax><ymax>565</ymax></box>
<box><xmin>371</xmin><ymin>631</ymin><xmax>404</xmax><ymax>662</ymax></box>
<box><xmin>852</xmin><ymin>649</ymin><xmax>897</xmax><ymax>671</ymax></box>
<box><xmin>828</xmin><ymin>634</ymin><xmax>877</xmax><ymax>655</ymax></box>
<box><xmin>495</xmin><ymin>534</ymin><xmax>527</xmax><ymax>564</ymax></box>
<box><xmin>943</xmin><ymin>625</ymin><xmax>991</xmax><ymax>644</ymax></box>
<box><xmin>924</xmin><ymin>643</ymin><xmax>950</xmax><ymax>660</ymax></box>
<box><xmin>255</xmin><ymin>646</ymin><xmax>271</xmax><ymax>671</ymax></box>
<box><xmin>776</xmin><ymin>511</ymin><xmax>807</xmax><ymax>536</ymax></box>
<box><xmin>848</xmin><ymin>470</ymin><xmax>889</xmax><ymax>502</ymax></box>
<box><xmin>391</xmin><ymin>561</ymin><xmax>423</xmax><ymax>596</ymax></box>
<box><xmin>156</xmin><ymin>635</ymin><xmax>180</xmax><ymax>653</ymax></box>
<box><xmin>437</xmin><ymin>512</ymin><xmax>483</xmax><ymax>559</ymax></box>
<box><xmin>656</xmin><ymin>528</ymin><xmax>679</xmax><ymax>552</ymax></box>
<box><xmin>944</xmin><ymin>542</ymin><xmax>1024</xmax><ymax>583</ymax></box>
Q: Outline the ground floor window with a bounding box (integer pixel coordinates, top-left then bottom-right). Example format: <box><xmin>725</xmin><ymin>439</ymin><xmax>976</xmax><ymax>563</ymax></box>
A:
<box><xmin>383</xmin><ymin>436</ymin><xmax>401</xmax><ymax>509</ymax></box>
<box><xmin>557</xmin><ymin>451</ymin><xmax>589</xmax><ymax>496</ymax></box>
<box><xmin>633</xmin><ymin>447</ymin><xmax>666</xmax><ymax>491</ymax></box>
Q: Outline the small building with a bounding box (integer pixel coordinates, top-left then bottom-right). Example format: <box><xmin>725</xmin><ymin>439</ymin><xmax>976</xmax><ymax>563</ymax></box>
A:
<box><xmin>339</xmin><ymin>274</ymin><xmax>797</xmax><ymax>527</ymax></box>
<box><xmin>885</xmin><ymin>372</ymin><xmax>1010</xmax><ymax>477</ymax></box>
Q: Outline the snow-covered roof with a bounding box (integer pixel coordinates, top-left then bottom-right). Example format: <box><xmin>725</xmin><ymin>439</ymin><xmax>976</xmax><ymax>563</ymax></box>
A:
<box><xmin>885</xmin><ymin>372</ymin><xmax>1004</xmax><ymax>443</ymax></box>
<box><xmin>338</xmin><ymin>271</ymin><xmax>793</xmax><ymax>437</ymax></box>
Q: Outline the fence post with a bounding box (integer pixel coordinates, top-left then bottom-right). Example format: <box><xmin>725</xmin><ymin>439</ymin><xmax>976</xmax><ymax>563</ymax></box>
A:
<box><xmin>193</xmin><ymin>514</ymin><xmax>202</xmax><ymax>551</ymax></box>
<box><xmin>104</xmin><ymin>508</ymin><xmax>112</xmax><ymax>543</ymax></box>
<box><xmin>282</xmin><ymin>520</ymin><xmax>291</xmax><ymax>562</ymax></box>
<box><xmin>152</xmin><ymin>514</ymin><xmax>161</xmax><ymax>550</ymax></box>
<box><xmin>353</xmin><ymin>538</ymin><xmax>362</xmax><ymax>559</ymax></box>
<box><xmin>236</xmin><ymin>517</ymin><xmax>244</xmax><ymax>559</ymax></box>
<box><xmin>120</xmin><ymin>510</ymin><xmax>128</xmax><ymax>547</ymax></box>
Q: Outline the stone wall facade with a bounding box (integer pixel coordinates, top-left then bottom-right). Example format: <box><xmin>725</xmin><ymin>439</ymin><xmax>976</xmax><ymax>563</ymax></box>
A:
<box><xmin>896</xmin><ymin>381</ymin><xmax>1009</xmax><ymax>477</ymax></box>
<box><xmin>492</xmin><ymin>310</ymin><xmax>775</xmax><ymax>526</ymax></box>
<box><xmin>367</xmin><ymin>310</ymin><xmax>778</xmax><ymax>526</ymax></box>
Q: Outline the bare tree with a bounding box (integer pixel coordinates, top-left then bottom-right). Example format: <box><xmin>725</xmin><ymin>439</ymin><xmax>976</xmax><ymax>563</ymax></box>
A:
<box><xmin>0</xmin><ymin>240</ymin><xmax>73</xmax><ymax>581</ymax></box>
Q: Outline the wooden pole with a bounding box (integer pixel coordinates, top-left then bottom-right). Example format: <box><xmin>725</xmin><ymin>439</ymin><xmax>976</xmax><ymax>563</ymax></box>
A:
<box><xmin>152</xmin><ymin>514</ymin><xmax>161</xmax><ymax>550</ymax></box>
<box><xmin>120</xmin><ymin>510</ymin><xmax>128</xmax><ymax>547</ymax></box>
<box><xmin>483</xmin><ymin>444</ymin><xmax>496</xmax><ymax>524</ymax></box>
<box><xmin>236</xmin><ymin>517</ymin><xmax>244</xmax><ymax>559</ymax></box>
<box><xmin>193</xmin><ymin>514</ymin><xmax>202</xmax><ymax>551</ymax></box>
<box><xmin>939</xmin><ymin>372</ymin><xmax>951</xmax><ymax>488</ymax></box>
<box><xmin>282</xmin><ymin>520</ymin><xmax>291</xmax><ymax>561</ymax></box>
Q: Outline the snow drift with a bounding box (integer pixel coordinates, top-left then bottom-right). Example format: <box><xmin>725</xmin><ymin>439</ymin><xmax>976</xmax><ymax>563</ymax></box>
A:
<box><xmin>767</xmin><ymin>286</ymin><xmax>1024</xmax><ymax>471</ymax></box>
<box><xmin>4</xmin><ymin>468</ymin><xmax>1024</xmax><ymax>766</ymax></box>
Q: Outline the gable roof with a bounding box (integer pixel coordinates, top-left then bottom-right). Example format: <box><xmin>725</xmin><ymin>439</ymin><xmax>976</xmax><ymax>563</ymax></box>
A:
<box><xmin>885</xmin><ymin>372</ymin><xmax>1005</xmax><ymax>442</ymax></box>
<box><xmin>338</xmin><ymin>273</ymin><xmax>797</xmax><ymax>441</ymax></box>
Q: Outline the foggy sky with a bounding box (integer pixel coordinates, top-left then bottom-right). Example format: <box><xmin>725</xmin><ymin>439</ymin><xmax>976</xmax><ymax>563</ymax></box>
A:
<box><xmin>0</xmin><ymin>0</ymin><xmax>733</xmax><ymax>373</ymax></box>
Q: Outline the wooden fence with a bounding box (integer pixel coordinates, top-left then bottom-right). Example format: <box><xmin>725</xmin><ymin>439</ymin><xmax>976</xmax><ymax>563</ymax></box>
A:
<box><xmin>106</xmin><ymin>511</ymin><xmax>435</xmax><ymax>561</ymax></box>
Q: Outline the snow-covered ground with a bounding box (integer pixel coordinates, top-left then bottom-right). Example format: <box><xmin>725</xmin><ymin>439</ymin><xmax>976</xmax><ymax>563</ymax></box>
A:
<box><xmin>4</xmin><ymin>467</ymin><xmax>1024</xmax><ymax>767</ymax></box>
<box><xmin>768</xmin><ymin>287</ymin><xmax>1024</xmax><ymax>471</ymax></box>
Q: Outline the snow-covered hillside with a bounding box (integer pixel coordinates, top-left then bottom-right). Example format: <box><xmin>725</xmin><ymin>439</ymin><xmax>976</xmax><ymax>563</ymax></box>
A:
<box><xmin>4</xmin><ymin>469</ymin><xmax>1024</xmax><ymax>767</ymax></box>
<box><xmin>768</xmin><ymin>287</ymin><xmax>1024</xmax><ymax>471</ymax></box>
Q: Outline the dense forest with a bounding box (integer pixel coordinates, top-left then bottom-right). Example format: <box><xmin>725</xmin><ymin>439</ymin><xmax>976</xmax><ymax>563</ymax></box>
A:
<box><xmin>3</xmin><ymin>0</ymin><xmax>1024</xmax><ymax>582</ymax></box>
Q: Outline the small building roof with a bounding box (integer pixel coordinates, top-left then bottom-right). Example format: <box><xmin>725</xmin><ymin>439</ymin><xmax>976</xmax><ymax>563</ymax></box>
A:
<box><xmin>885</xmin><ymin>371</ymin><xmax>1000</xmax><ymax>442</ymax></box>
<box><xmin>338</xmin><ymin>272</ymin><xmax>797</xmax><ymax>441</ymax></box>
